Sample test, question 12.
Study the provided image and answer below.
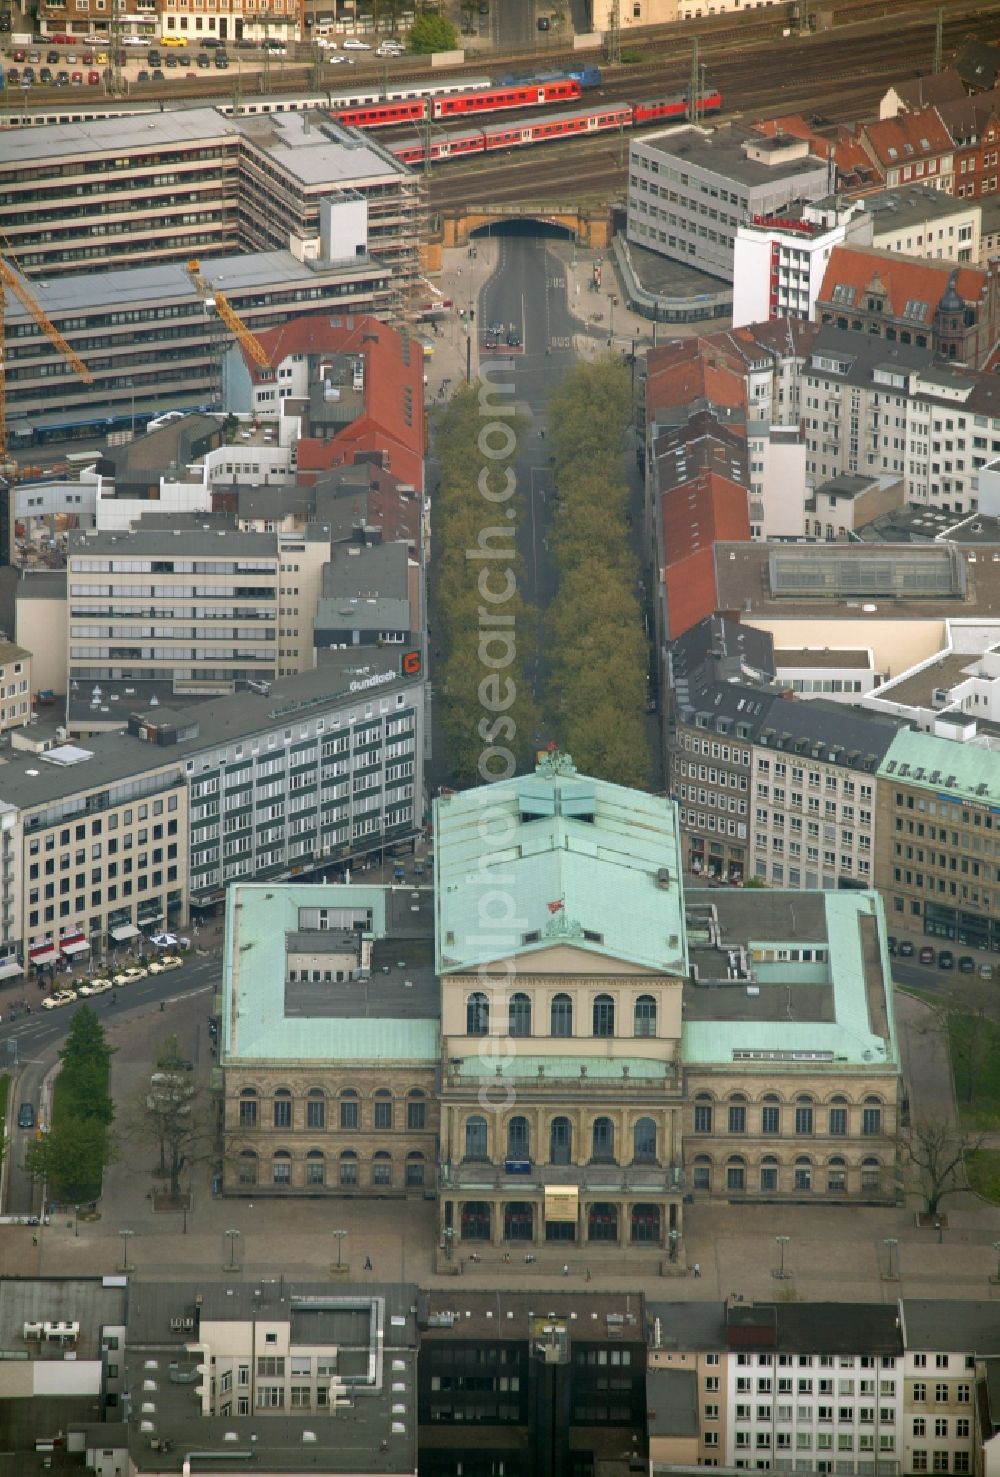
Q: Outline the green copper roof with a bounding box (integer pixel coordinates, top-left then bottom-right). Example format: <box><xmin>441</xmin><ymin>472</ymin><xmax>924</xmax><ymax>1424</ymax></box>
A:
<box><xmin>878</xmin><ymin>728</ymin><xmax>1000</xmax><ymax>807</ymax></box>
<box><xmin>433</xmin><ymin>752</ymin><xmax>688</xmax><ymax>976</ymax></box>
<box><xmin>222</xmin><ymin>882</ymin><xmax>440</xmax><ymax>1064</ymax></box>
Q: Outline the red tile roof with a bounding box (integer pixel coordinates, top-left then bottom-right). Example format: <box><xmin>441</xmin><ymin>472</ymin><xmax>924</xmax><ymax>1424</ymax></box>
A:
<box><xmin>817</xmin><ymin>245</ymin><xmax>987</xmax><ymax>322</ymax></box>
<box><xmin>245</xmin><ymin>314</ymin><xmax>425</xmax><ymax>493</ymax></box>
<box><xmin>752</xmin><ymin>113</ymin><xmax>833</xmax><ymax>159</ymax></box>
<box><xmin>661</xmin><ymin>471</ymin><xmax>750</xmax><ymax>640</ymax></box>
<box><xmin>859</xmin><ymin>107</ymin><xmax>954</xmax><ymax>168</ymax></box>
<box><xmin>646</xmin><ymin>337</ymin><xmax>747</xmax><ymax>418</ymax></box>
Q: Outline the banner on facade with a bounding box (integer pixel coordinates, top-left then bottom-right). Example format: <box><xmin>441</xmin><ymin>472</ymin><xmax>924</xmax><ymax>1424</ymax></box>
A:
<box><xmin>544</xmin><ymin>1187</ymin><xmax>579</xmax><ymax>1223</ymax></box>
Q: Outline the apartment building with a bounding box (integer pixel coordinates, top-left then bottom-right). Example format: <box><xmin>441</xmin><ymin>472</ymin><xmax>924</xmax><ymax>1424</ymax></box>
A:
<box><xmin>0</xmin><ymin>644</ymin><xmax>32</xmax><ymax>735</ymax></box>
<box><xmin>801</xmin><ymin>325</ymin><xmax>1000</xmax><ymax>515</ymax></box>
<box><xmin>2</xmin><ymin>109</ymin><xmax>417</xmax><ymax>286</ymax></box>
<box><xmin>876</xmin><ymin>727</ymin><xmax>1000</xmax><ymax>950</ymax></box>
<box><xmin>221</xmin><ymin>882</ymin><xmax>439</xmax><ymax>1197</ymax></box>
<box><xmin>628</xmin><ymin>125</ymin><xmax>829</xmax><ymax>282</ymax></box>
<box><xmin>65</xmin><ymin>524</ymin><xmax>283</xmax><ymax>716</ymax></box>
<box><xmin>117</xmin><ymin>1280</ymin><xmax>419</xmax><ymax>1475</ymax></box>
<box><xmin>0</xmin><ymin>648</ymin><xmax>425</xmax><ymax>966</ymax></box>
<box><xmin>899</xmin><ymin>1302</ymin><xmax>1000</xmax><ymax>1477</ymax></box>
<box><xmin>418</xmin><ymin>1291</ymin><xmax>648</xmax><ymax>1477</ymax></box>
<box><xmin>647</xmin><ymin>1298</ymin><xmax>905</xmax><ymax>1476</ymax></box>
<box><xmin>815</xmin><ymin>248</ymin><xmax>1000</xmax><ymax>370</ymax></box>
<box><xmin>856</xmin><ymin>110</ymin><xmax>955</xmax><ymax>194</ymax></box>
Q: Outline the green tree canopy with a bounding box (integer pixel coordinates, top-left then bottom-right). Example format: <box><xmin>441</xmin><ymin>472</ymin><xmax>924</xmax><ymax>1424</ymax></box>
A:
<box><xmin>408</xmin><ymin>12</ymin><xmax>458</xmax><ymax>52</ymax></box>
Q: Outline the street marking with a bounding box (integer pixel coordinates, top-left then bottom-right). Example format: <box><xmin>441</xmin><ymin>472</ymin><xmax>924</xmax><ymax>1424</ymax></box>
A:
<box><xmin>548</xmin><ymin>276</ymin><xmax>565</xmax><ymax>288</ymax></box>
<box><xmin>551</xmin><ymin>336</ymin><xmax>570</xmax><ymax>349</ymax></box>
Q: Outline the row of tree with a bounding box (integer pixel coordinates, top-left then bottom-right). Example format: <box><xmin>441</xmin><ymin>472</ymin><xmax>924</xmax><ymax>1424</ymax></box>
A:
<box><xmin>545</xmin><ymin>358</ymin><xmax>651</xmax><ymax>789</ymax></box>
<box><xmin>432</xmin><ymin>384</ymin><xmax>540</xmax><ymax>784</ymax></box>
<box><xmin>25</xmin><ymin>1007</ymin><xmax>115</xmax><ymax>1204</ymax></box>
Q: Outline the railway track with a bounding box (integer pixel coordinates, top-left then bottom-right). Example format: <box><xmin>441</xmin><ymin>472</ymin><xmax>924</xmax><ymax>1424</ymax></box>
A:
<box><xmin>422</xmin><ymin>8</ymin><xmax>1000</xmax><ymax>212</ymax></box>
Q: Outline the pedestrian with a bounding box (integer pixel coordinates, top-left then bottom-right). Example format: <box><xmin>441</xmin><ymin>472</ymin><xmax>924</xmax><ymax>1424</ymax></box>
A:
<box><xmin>562</xmin><ymin>1263</ymin><xmax>569</xmax><ymax>1277</ymax></box>
<box><xmin>363</xmin><ymin>1256</ymin><xmax>373</xmax><ymax>1271</ymax></box>
<box><xmin>32</xmin><ymin>1234</ymin><xmax>38</xmax><ymax>1247</ymax></box>
<box><xmin>692</xmin><ymin>1262</ymin><xmax>701</xmax><ymax>1277</ymax></box>
<box><xmin>159</xmin><ymin>1000</ymin><xmax>165</xmax><ymax>1012</ymax></box>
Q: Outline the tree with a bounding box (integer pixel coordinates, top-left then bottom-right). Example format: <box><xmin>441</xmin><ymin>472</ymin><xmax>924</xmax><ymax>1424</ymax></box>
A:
<box><xmin>408</xmin><ymin>12</ymin><xmax>458</xmax><ymax>51</ymax></box>
<box><xmin>905</xmin><ymin>1117</ymin><xmax>990</xmax><ymax>1215</ymax></box>
<box><xmin>947</xmin><ymin>1005</ymin><xmax>999</xmax><ymax>1107</ymax></box>
<box><xmin>130</xmin><ymin>1035</ymin><xmax>205</xmax><ymax>1201</ymax></box>
<box><xmin>58</xmin><ymin>1006</ymin><xmax>115</xmax><ymax>1126</ymax></box>
<box><xmin>59</xmin><ymin>1005</ymin><xmax>114</xmax><ymax>1079</ymax></box>
<box><xmin>24</xmin><ymin>1116</ymin><xmax>115</xmax><ymax>1203</ymax></box>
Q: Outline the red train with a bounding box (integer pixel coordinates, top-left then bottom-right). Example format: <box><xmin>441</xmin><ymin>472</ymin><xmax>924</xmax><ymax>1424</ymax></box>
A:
<box><xmin>390</xmin><ymin>89</ymin><xmax>723</xmax><ymax>167</ymax></box>
<box><xmin>333</xmin><ymin>77</ymin><xmax>581</xmax><ymax>129</ymax></box>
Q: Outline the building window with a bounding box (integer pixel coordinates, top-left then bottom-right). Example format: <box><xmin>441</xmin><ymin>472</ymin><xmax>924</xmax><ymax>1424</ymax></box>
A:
<box><xmin>694</xmin><ymin>1097</ymin><xmax>713</xmax><ymax>1133</ymax></box>
<box><xmin>794</xmin><ymin>1159</ymin><xmax>812</xmax><ymax>1191</ymax></box>
<box><xmin>305</xmin><ymin>1152</ymin><xmax>324</xmax><ymax>1186</ymax></box>
<box><xmin>509</xmin><ymin>992</ymin><xmax>531</xmax><ymax>1037</ymax></box>
<box><xmin>633</xmin><ymin>1116</ymin><xmax>657</xmax><ymax>1164</ymax></box>
<box><xmin>795</xmin><ymin>1101</ymin><xmax>814</xmax><ymax>1135</ymax></box>
<box><xmin>862</xmin><ymin>1100</ymin><xmax>882</xmax><ymax>1136</ymax></box>
<box><xmin>913</xmin><ymin>1454</ymin><xmax>928</xmax><ymax>1472</ymax></box>
<box><xmin>306</xmin><ymin>1092</ymin><xmax>325</xmax><ymax>1129</ymax></box>
<box><xmin>405</xmin><ymin>1152</ymin><xmax>425</xmax><ymax>1186</ymax></box>
<box><xmin>634</xmin><ymin>994</ymin><xmax>657</xmax><ymax>1037</ymax></box>
<box><xmin>729</xmin><ymin>1102</ymin><xmax>747</xmax><ymax>1134</ymax></box>
<box><xmin>374</xmin><ymin>1092</ymin><xmax>393</xmax><ymax>1130</ymax></box>
<box><xmin>760</xmin><ymin>1157</ymin><xmax>778</xmax><ymax>1192</ymax></box>
<box><xmin>272</xmin><ymin>1152</ymin><xmax>291</xmax><ymax>1185</ymax></box>
<box><xmin>828</xmin><ymin>1106</ymin><xmax>847</xmax><ymax>1136</ymax></box>
<box><xmin>726</xmin><ymin>1158</ymin><xmax>746</xmax><ymax>1191</ymax></box>
<box><xmin>761</xmin><ymin>1100</ymin><xmax>780</xmax><ymax>1135</ymax></box>
<box><xmin>339</xmin><ymin>1152</ymin><xmax>358</xmax><ymax>1186</ymax></box>
<box><xmin>467</xmin><ymin>991</ymin><xmax>489</xmax><ymax>1035</ymax></box>
<box><xmin>550</xmin><ymin>1116</ymin><xmax>572</xmax><ymax>1165</ymax></box>
<box><xmin>407</xmin><ymin>1091</ymin><xmax>426</xmax><ymax>1130</ymax></box>
<box><xmin>507</xmin><ymin>1115</ymin><xmax>530</xmax><ymax>1160</ymax></box>
<box><xmin>591</xmin><ymin>1117</ymin><xmax>615</xmax><ymax>1163</ymax></box>
<box><xmin>372</xmin><ymin>1153</ymin><xmax>392</xmax><ymax>1186</ymax></box>
<box><xmin>340</xmin><ymin>1092</ymin><xmax>359</xmax><ymax>1130</ymax></box>
<box><xmin>238</xmin><ymin>1090</ymin><xmax>257</xmax><ymax>1128</ymax></box>
<box><xmin>593</xmin><ymin>993</ymin><xmax>615</xmax><ymax>1037</ymax></box>
<box><xmin>550</xmin><ymin>992</ymin><xmax>573</xmax><ymax>1036</ymax></box>
<box><xmin>693</xmin><ymin>1155</ymin><xmax>712</xmax><ymax>1191</ymax></box>
<box><xmin>465</xmin><ymin>1115</ymin><xmax>488</xmax><ymax>1161</ymax></box>
<box><xmin>238</xmin><ymin>1151</ymin><xmax>257</xmax><ymax>1186</ymax></box>
<box><xmin>273</xmin><ymin>1091</ymin><xmax>292</xmax><ymax>1129</ymax></box>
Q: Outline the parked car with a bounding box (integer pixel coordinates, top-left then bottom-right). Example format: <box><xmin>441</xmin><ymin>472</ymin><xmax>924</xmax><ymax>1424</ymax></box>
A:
<box><xmin>65</xmin><ymin>51</ymin><xmax>77</xmax><ymax>62</ymax></box>
<box><xmin>214</xmin><ymin>51</ymin><xmax>229</xmax><ymax>67</ymax></box>
<box><xmin>195</xmin><ymin>51</ymin><xmax>210</xmax><ymax>66</ymax></box>
<box><xmin>918</xmin><ymin>945</ymin><xmax>936</xmax><ymax>965</ymax></box>
<box><xmin>506</xmin><ymin>329</ymin><xmax>522</xmax><ymax>347</ymax></box>
<box><xmin>41</xmin><ymin>988</ymin><xmax>78</xmax><ymax>1009</ymax></box>
<box><xmin>202</xmin><ymin>35</ymin><xmax>222</xmax><ymax>46</ymax></box>
<box><xmin>55</xmin><ymin>69</ymin><xmax>69</xmax><ymax>84</ymax></box>
<box><xmin>78</xmin><ymin>977</ymin><xmax>112</xmax><ymax>995</ymax></box>
<box><xmin>958</xmin><ymin>955</ymin><xmax>975</xmax><ymax>973</ymax></box>
<box><xmin>87</xmin><ymin>68</ymin><xmax>100</xmax><ymax>82</ymax></box>
<box><xmin>158</xmin><ymin>954</ymin><xmax>183</xmax><ymax>969</ymax></box>
<box><xmin>147</xmin><ymin>47</ymin><xmax>161</xmax><ymax>64</ymax></box>
<box><xmin>898</xmin><ymin>939</ymin><xmax>914</xmax><ymax>957</ymax></box>
<box><xmin>39</xmin><ymin>65</ymin><xmax>53</xmax><ymax>82</ymax></box>
<box><xmin>18</xmin><ymin>1103</ymin><xmax>35</xmax><ymax>1129</ymax></box>
<box><xmin>27</xmin><ymin>48</ymin><xmax>40</xmax><ymax>62</ymax></box>
<box><xmin>164</xmin><ymin>53</ymin><xmax>178</xmax><ymax>66</ymax></box>
<box><xmin>94</xmin><ymin>49</ymin><xmax>107</xmax><ymax>62</ymax></box>
<box><xmin>83</xmin><ymin>49</ymin><xmax>93</xmax><ymax>62</ymax></box>
<box><xmin>938</xmin><ymin>949</ymin><xmax>955</xmax><ymax>970</ymax></box>
<box><xmin>537</xmin><ymin>15</ymin><xmax>550</xmax><ymax>28</ymax></box>
<box><xmin>136</xmin><ymin>68</ymin><xmax>150</xmax><ymax>80</ymax></box>
<box><xmin>159</xmin><ymin>34</ymin><xmax>186</xmax><ymax>46</ymax></box>
<box><xmin>886</xmin><ymin>935</ymin><xmax>898</xmax><ymax>956</ymax></box>
<box><xmin>21</xmin><ymin>65</ymin><xmax>34</xmax><ymax>81</ymax></box>
<box><xmin>45</xmin><ymin>47</ymin><xmax>59</xmax><ymax>62</ymax></box>
<box><xmin>979</xmin><ymin>962</ymin><xmax>995</xmax><ymax>981</ymax></box>
<box><xmin>342</xmin><ymin>37</ymin><xmax>371</xmax><ymax>48</ymax></box>
<box><xmin>177</xmin><ymin>52</ymin><xmax>191</xmax><ymax>64</ymax></box>
<box><xmin>7</xmin><ymin>67</ymin><xmax>19</xmax><ymax>83</ymax></box>
<box><xmin>150</xmin><ymin>67</ymin><xmax>164</xmax><ymax>80</ymax></box>
<box><xmin>12</xmin><ymin>47</ymin><xmax>25</xmax><ymax>61</ymax></box>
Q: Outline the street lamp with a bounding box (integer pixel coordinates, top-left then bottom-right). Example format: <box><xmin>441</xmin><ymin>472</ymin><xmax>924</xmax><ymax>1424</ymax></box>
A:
<box><xmin>225</xmin><ymin>1228</ymin><xmax>241</xmax><ymax>1270</ymax></box>
<box><xmin>119</xmin><ymin>1229</ymin><xmax>134</xmax><ymax>1274</ymax></box>
<box><xmin>883</xmin><ymin>1236</ymin><xmax>899</xmax><ymax>1281</ymax></box>
<box><xmin>74</xmin><ymin>1204</ymin><xmax>80</xmax><ymax>1238</ymax></box>
<box><xmin>443</xmin><ymin>1226</ymin><xmax>455</xmax><ymax>1261</ymax></box>
<box><xmin>333</xmin><ymin>1227</ymin><xmax>347</xmax><ymax>1268</ymax></box>
<box><xmin>773</xmin><ymin>1234</ymin><xmax>790</xmax><ymax>1280</ymax></box>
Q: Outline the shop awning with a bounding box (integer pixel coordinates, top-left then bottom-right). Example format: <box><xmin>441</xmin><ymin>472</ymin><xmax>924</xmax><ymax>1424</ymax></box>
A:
<box><xmin>30</xmin><ymin>948</ymin><xmax>60</xmax><ymax>966</ymax></box>
<box><xmin>0</xmin><ymin>960</ymin><xmax>23</xmax><ymax>980</ymax></box>
<box><xmin>110</xmin><ymin>923</ymin><xmax>140</xmax><ymax>942</ymax></box>
<box><xmin>61</xmin><ymin>940</ymin><xmax>91</xmax><ymax>957</ymax></box>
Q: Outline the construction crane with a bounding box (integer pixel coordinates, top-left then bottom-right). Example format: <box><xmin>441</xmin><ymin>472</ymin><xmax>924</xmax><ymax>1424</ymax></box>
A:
<box><xmin>186</xmin><ymin>260</ymin><xmax>273</xmax><ymax>372</ymax></box>
<box><xmin>1</xmin><ymin>256</ymin><xmax>95</xmax><ymax>466</ymax></box>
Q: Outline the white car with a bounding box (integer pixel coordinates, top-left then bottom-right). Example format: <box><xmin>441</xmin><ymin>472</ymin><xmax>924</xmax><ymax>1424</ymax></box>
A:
<box><xmin>315</xmin><ymin>36</ymin><xmax>338</xmax><ymax>48</ymax></box>
<box><xmin>41</xmin><ymin>989</ymin><xmax>77</xmax><ymax>1010</ymax></box>
<box><xmin>123</xmin><ymin>35</ymin><xmax>147</xmax><ymax>46</ymax></box>
<box><xmin>376</xmin><ymin>42</ymin><xmax>404</xmax><ymax>56</ymax></box>
<box><xmin>342</xmin><ymin>38</ymin><xmax>371</xmax><ymax>49</ymax></box>
<box><xmin>148</xmin><ymin>956</ymin><xmax>182</xmax><ymax>974</ymax></box>
<box><xmin>79</xmin><ymin>978</ymin><xmax>113</xmax><ymax>996</ymax></box>
<box><xmin>326</xmin><ymin>53</ymin><xmax>348</xmax><ymax>63</ymax></box>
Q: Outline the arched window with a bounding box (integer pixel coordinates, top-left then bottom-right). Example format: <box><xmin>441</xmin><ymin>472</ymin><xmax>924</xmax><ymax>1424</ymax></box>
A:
<box><xmin>593</xmin><ymin>993</ymin><xmax>615</xmax><ymax>1037</ymax></box>
<box><xmin>305</xmin><ymin>1149</ymin><xmax>324</xmax><ymax>1186</ymax></box>
<box><xmin>508</xmin><ymin>992</ymin><xmax>531</xmax><ymax>1038</ymax></box>
<box><xmin>861</xmin><ymin>1156</ymin><xmax>882</xmax><ymax>1193</ymax></box>
<box><xmin>406</xmin><ymin>1089</ymin><xmax>426</xmax><ymax>1131</ymax></box>
<box><xmin>239</xmin><ymin>1088</ymin><xmax>257</xmax><ymax>1129</ymax></box>
<box><xmin>273</xmin><ymin>1088</ymin><xmax>292</xmax><ymax>1129</ymax></box>
<box><xmin>794</xmin><ymin>1095</ymin><xmax>814</xmax><ymax>1136</ymax></box>
<box><xmin>794</xmin><ymin>1155</ymin><xmax>812</xmax><ymax>1192</ymax></box>
<box><xmin>728</xmin><ymin>1093</ymin><xmax>747</xmax><ymax>1135</ymax></box>
<box><xmin>827</xmin><ymin>1154</ymin><xmax>846</xmax><ymax>1194</ymax></box>
<box><xmin>550</xmin><ymin>993</ymin><xmax>573</xmax><ymax>1037</ymax></box>
<box><xmin>272</xmin><ymin>1148</ymin><xmax>292</xmax><ymax>1185</ymax></box>
<box><xmin>694</xmin><ymin>1093</ymin><xmax>713</xmax><ymax>1134</ymax></box>
<box><xmin>761</xmin><ymin>1093</ymin><xmax>780</xmax><ymax>1136</ymax></box>
<box><xmin>405</xmin><ymin>1150</ymin><xmax>425</xmax><ymax>1187</ymax></box>
<box><xmin>591</xmin><ymin>1116</ymin><xmax>615</xmax><ymax>1163</ymax></box>
<box><xmin>862</xmin><ymin>1095</ymin><xmax>882</xmax><ymax>1137</ymax></box>
<box><xmin>340</xmin><ymin>1089</ymin><xmax>359</xmax><ymax>1130</ymax></box>
<box><xmin>461</xmin><ymin>1201</ymin><xmax>491</xmax><ymax>1241</ymax></box>
<box><xmin>550</xmin><ymin>1116</ymin><xmax>572</xmax><ymax>1165</ymax></box>
<box><xmin>238</xmin><ymin>1149</ymin><xmax>257</xmax><ymax>1186</ymax></box>
<box><xmin>692</xmin><ymin>1154</ymin><xmax>712</xmax><ymax>1191</ymax></box>
<box><xmin>726</xmin><ymin>1155</ymin><xmax>746</xmax><ymax>1191</ymax></box>
<box><xmin>634</xmin><ymin>995</ymin><xmax>657</xmax><ymax>1037</ymax></box>
<box><xmin>372</xmin><ymin>1150</ymin><xmax>392</xmax><ymax>1187</ymax></box>
<box><xmin>759</xmin><ymin>1154</ymin><xmax>779</xmax><ymax>1192</ymax></box>
<box><xmin>339</xmin><ymin>1150</ymin><xmax>358</xmax><ymax>1187</ymax></box>
<box><xmin>465</xmin><ymin>1115</ymin><xmax>488</xmax><ymax>1162</ymax></box>
<box><xmin>507</xmin><ymin>1115</ymin><xmax>529</xmax><ymax>1161</ymax></box>
<box><xmin>307</xmin><ymin>1088</ymin><xmax>325</xmax><ymax>1130</ymax></box>
<box><xmin>467</xmin><ymin>991</ymin><xmax>489</xmax><ymax>1036</ymax></box>
<box><xmin>587</xmin><ymin>1202</ymin><xmax>618</xmax><ymax>1242</ymax></box>
<box><xmin>633</xmin><ymin>1116</ymin><xmax>657</xmax><ymax>1164</ymax></box>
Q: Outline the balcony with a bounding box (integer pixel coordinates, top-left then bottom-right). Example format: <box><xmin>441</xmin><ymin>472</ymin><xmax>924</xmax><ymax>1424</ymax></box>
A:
<box><xmin>440</xmin><ymin>1159</ymin><xmax>685</xmax><ymax>1195</ymax></box>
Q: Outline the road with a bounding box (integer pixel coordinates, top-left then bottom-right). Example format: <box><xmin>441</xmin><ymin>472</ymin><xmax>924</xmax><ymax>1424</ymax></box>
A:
<box><xmin>493</xmin><ymin>0</ymin><xmax>538</xmax><ymax>51</ymax></box>
<box><xmin>0</xmin><ymin>952</ymin><xmax>221</xmax><ymax>1217</ymax></box>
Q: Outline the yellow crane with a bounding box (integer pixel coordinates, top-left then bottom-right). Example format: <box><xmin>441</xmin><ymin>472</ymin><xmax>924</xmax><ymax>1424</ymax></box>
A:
<box><xmin>1</xmin><ymin>256</ymin><xmax>95</xmax><ymax>464</ymax></box>
<box><xmin>186</xmin><ymin>260</ymin><xmax>273</xmax><ymax>372</ymax></box>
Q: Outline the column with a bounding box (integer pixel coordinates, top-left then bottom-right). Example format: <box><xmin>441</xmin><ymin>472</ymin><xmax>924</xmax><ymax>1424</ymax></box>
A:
<box><xmin>491</xmin><ymin>1199</ymin><xmax>503</xmax><ymax>1247</ymax></box>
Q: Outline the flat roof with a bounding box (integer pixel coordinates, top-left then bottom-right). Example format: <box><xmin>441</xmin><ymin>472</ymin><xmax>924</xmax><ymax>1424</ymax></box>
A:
<box><xmin>223</xmin><ymin>883</ymin><xmax>439</xmax><ymax>1064</ymax></box>
<box><xmin>0</xmin><ymin>105</ymin><xmax>234</xmax><ymax>166</ymax></box>
<box><xmin>902</xmin><ymin>1300</ymin><xmax>1000</xmax><ymax>1354</ymax></box>
<box><xmin>863</xmin><ymin>183</ymin><xmax>978</xmax><ymax>230</ymax></box>
<box><xmin>682</xmin><ymin>889</ymin><xmax>897</xmax><ymax>1068</ymax></box>
<box><xmin>814</xmin><ymin>473</ymin><xmax>881</xmax><ymax>499</ymax></box>
<box><xmin>647</xmin><ymin>1368</ymin><xmax>699</xmax><ymax>1438</ymax></box>
<box><xmin>69</xmin><ymin>526</ymin><xmax>277</xmax><ymax>559</ymax></box>
<box><xmin>418</xmin><ymin>1290</ymin><xmax>645</xmax><ymax>1343</ymax></box>
<box><xmin>14</xmin><ymin>570</ymin><xmax>67</xmax><ymax>600</ymax></box>
<box><xmin>636</xmin><ymin>124</ymin><xmax>828</xmax><ymax>187</ymax></box>
<box><xmin>774</xmin><ymin>648</ymin><xmax>873</xmax><ymax>669</ymax></box>
<box><xmin>880</xmin><ymin>648</ymin><xmax>998</xmax><ymax>708</ymax></box>
<box><xmin>0</xmin><ymin>1276</ymin><xmax>127</xmax><ymax>1361</ymax></box>
<box><xmin>239</xmin><ymin>112</ymin><xmax>409</xmax><ymax>185</ymax></box>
